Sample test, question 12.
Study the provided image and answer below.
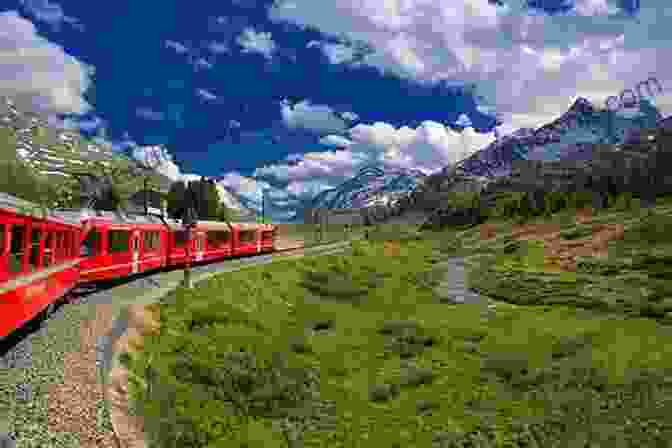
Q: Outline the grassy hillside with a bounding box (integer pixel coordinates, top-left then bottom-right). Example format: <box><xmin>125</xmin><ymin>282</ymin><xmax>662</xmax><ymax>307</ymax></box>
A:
<box><xmin>121</xmin><ymin>194</ymin><xmax>672</xmax><ymax>447</ymax></box>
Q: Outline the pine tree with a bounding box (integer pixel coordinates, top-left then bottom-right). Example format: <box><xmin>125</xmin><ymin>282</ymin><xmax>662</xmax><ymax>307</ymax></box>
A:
<box><xmin>167</xmin><ymin>180</ymin><xmax>187</xmax><ymax>219</ymax></box>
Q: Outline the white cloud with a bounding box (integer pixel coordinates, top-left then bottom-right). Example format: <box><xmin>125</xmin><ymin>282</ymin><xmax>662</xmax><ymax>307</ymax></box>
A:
<box><xmin>254</xmin><ymin>119</ymin><xmax>496</xmax><ymax>202</ymax></box>
<box><xmin>165</xmin><ymin>40</ymin><xmax>189</xmax><ymax>54</ymax></box>
<box><xmin>341</xmin><ymin>111</ymin><xmax>359</xmax><ymax>121</ymax></box>
<box><xmin>19</xmin><ymin>0</ymin><xmax>84</xmax><ymax>31</ymax></box>
<box><xmin>454</xmin><ymin>113</ymin><xmax>472</xmax><ymax>127</ymax></box>
<box><xmin>0</xmin><ymin>11</ymin><xmax>94</xmax><ymax>115</ymax></box>
<box><xmin>269</xmin><ymin>0</ymin><xmax>672</xmax><ymax>134</ymax></box>
<box><xmin>573</xmin><ymin>0</ymin><xmax>622</xmax><ymax>16</ymax></box>
<box><xmin>196</xmin><ymin>88</ymin><xmax>217</xmax><ymax>101</ymax></box>
<box><xmin>208</xmin><ymin>41</ymin><xmax>229</xmax><ymax>54</ymax></box>
<box><xmin>128</xmin><ymin>145</ymin><xmax>182</xmax><ymax>180</ymax></box>
<box><xmin>236</xmin><ymin>28</ymin><xmax>277</xmax><ymax>59</ymax></box>
<box><xmin>135</xmin><ymin>107</ymin><xmax>165</xmax><ymax>121</ymax></box>
<box><xmin>126</xmin><ymin>144</ymin><xmax>214</xmax><ymax>184</ymax></box>
<box><xmin>192</xmin><ymin>57</ymin><xmax>213</xmax><ymax>70</ymax></box>
<box><xmin>319</xmin><ymin>135</ymin><xmax>353</xmax><ymax>147</ymax></box>
<box><xmin>307</xmin><ymin>40</ymin><xmax>359</xmax><ymax>64</ymax></box>
<box><xmin>47</xmin><ymin>115</ymin><xmax>104</xmax><ymax>132</ymax></box>
<box><xmin>280</xmin><ymin>99</ymin><xmax>349</xmax><ymax>133</ymax></box>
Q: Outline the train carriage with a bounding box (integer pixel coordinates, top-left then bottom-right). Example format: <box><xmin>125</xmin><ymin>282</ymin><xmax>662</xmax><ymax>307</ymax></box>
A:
<box><xmin>52</xmin><ymin>209</ymin><xmax>173</xmax><ymax>284</ymax></box>
<box><xmin>0</xmin><ymin>193</ymin><xmax>81</xmax><ymax>339</ymax></box>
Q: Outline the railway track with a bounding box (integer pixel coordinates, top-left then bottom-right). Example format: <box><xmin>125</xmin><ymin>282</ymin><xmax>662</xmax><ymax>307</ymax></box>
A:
<box><xmin>0</xmin><ymin>237</ymin><xmax>355</xmax><ymax>357</ymax></box>
<box><xmin>0</xmin><ymin>237</ymin><xmax>360</xmax><ymax>448</ymax></box>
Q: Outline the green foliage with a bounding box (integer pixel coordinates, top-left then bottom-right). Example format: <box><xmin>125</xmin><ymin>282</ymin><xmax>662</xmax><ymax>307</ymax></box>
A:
<box><xmin>0</xmin><ymin>159</ymin><xmax>59</xmax><ymax>208</ymax></box>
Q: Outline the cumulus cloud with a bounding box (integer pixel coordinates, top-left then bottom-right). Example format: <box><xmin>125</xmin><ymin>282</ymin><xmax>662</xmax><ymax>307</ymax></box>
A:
<box><xmin>253</xmin><ymin>119</ymin><xmax>496</xmax><ymax>199</ymax></box>
<box><xmin>269</xmin><ymin>0</ymin><xmax>672</xmax><ymax>134</ymax></box>
<box><xmin>307</xmin><ymin>40</ymin><xmax>360</xmax><ymax>64</ymax></box>
<box><xmin>319</xmin><ymin>135</ymin><xmax>354</xmax><ymax>147</ymax></box>
<box><xmin>280</xmin><ymin>99</ymin><xmax>349</xmax><ymax>133</ymax></box>
<box><xmin>236</xmin><ymin>27</ymin><xmax>277</xmax><ymax>59</ymax></box>
<box><xmin>19</xmin><ymin>0</ymin><xmax>84</xmax><ymax>31</ymax></box>
<box><xmin>0</xmin><ymin>11</ymin><xmax>94</xmax><ymax>115</ymax></box>
<box><xmin>196</xmin><ymin>88</ymin><xmax>217</xmax><ymax>101</ymax></box>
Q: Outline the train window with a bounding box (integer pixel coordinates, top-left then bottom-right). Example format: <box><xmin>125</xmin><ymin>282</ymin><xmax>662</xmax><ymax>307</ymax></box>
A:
<box><xmin>43</xmin><ymin>232</ymin><xmax>54</xmax><ymax>268</ymax></box>
<box><xmin>29</xmin><ymin>228</ymin><xmax>42</xmax><ymax>272</ymax></box>
<box><xmin>207</xmin><ymin>231</ymin><xmax>230</xmax><ymax>248</ymax></box>
<box><xmin>81</xmin><ymin>229</ymin><xmax>100</xmax><ymax>257</ymax></box>
<box><xmin>9</xmin><ymin>224</ymin><xmax>25</xmax><ymax>274</ymax></box>
<box><xmin>174</xmin><ymin>230</ymin><xmax>188</xmax><ymax>247</ymax></box>
<box><xmin>108</xmin><ymin>230</ymin><xmax>130</xmax><ymax>254</ymax></box>
<box><xmin>0</xmin><ymin>224</ymin><xmax>4</xmax><ymax>255</ymax></box>
<box><xmin>144</xmin><ymin>231</ymin><xmax>160</xmax><ymax>251</ymax></box>
<box><xmin>239</xmin><ymin>230</ymin><xmax>256</xmax><ymax>243</ymax></box>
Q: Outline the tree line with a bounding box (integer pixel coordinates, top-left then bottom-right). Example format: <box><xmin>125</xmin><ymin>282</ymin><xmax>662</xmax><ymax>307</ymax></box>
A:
<box><xmin>166</xmin><ymin>178</ymin><xmax>240</xmax><ymax>223</ymax></box>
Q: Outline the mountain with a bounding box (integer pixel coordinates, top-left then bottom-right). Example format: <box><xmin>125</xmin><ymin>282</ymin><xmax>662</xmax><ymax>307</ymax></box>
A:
<box><xmin>214</xmin><ymin>183</ymin><xmax>256</xmax><ymax>220</ymax></box>
<box><xmin>0</xmin><ymin>97</ymin><xmax>174</xmax><ymax>196</ymax></box>
<box><xmin>457</xmin><ymin>97</ymin><xmax>665</xmax><ymax>177</ymax></box>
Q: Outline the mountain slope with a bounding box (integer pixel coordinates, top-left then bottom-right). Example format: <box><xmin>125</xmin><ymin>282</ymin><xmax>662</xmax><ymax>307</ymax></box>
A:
<box><xmin>458</xmin><ymin>97</ymin><xmax>665</xmax><ymax>177</ymax></box>
<box><xmin>0</xmin><ymin>97</ymin><xmax>174</xmax><ymax>203</ymax></box>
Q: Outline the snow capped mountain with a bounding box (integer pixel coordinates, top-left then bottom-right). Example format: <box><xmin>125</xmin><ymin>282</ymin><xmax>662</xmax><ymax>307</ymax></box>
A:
<box><xmin>457</xmin><ymin>97</ymin><xmax>665</xmax><ymax>177</ymax></box>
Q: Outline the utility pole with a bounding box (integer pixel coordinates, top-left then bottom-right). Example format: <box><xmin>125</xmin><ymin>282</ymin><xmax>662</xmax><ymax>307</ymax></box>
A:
<box><xmin>181</xmin><ymin>183</ymin><xmax>199</xmax><ymax>289</ymax></box>
<box><xmin>182</xmin><ymin>206</ymin><xmax>196</xmax><ymax>289</ymax></box>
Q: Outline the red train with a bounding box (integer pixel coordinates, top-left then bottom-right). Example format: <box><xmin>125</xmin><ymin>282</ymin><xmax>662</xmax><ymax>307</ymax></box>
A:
<box><xmin>0</xmin><ymin>192</ymin><xmax>277</xmax><ymax>340</ymax></box>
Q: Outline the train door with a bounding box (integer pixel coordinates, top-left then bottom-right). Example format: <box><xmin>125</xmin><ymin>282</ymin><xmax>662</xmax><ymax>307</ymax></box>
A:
<box><xmin>131</xmin><ymin>230</ymin><xmax>141</xmax><ymax>274</ymax></box>
<box><xmin>195</xmin><ymin>232</ymin><xmax>204</xmax><ymax>262</ymax></box>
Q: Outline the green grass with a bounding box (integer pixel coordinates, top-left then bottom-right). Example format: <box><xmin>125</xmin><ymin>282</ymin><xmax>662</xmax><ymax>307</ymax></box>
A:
<box><xmin>122</xmin><ymin>204</ymin><xmax>672</xmax><ymax>447</ymax></box>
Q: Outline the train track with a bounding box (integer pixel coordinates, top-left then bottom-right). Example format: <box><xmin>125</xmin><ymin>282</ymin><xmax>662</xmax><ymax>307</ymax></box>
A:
<box><xmin>0</xmin><ymin>237</ymin><xmax>360</xmax><ymax>447</ymax></box>
<box><xmin>0</xmin><ymin>237</ymin><xmax>356</xmax><ymax>357</ymax></box>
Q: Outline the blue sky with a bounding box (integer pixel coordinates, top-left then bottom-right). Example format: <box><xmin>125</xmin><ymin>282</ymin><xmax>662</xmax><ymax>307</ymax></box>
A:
<box><xmin>1</xmin><ymin>0</ymin><xmax>666</xmax><ymax>219</ymax></box>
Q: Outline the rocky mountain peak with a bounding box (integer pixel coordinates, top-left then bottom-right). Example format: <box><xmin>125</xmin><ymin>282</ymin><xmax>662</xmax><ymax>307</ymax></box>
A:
<box><xmin>567</xmin><ymin>97</ymin><xmax>596</xmax><ymax>115</ymax></box>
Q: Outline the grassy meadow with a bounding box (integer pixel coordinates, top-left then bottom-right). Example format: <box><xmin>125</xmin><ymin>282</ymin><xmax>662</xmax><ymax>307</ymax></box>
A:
<box><xmin>121</xmin><ymin>196</ymin><xmax>672</xmax><ymax>447</ymax></box>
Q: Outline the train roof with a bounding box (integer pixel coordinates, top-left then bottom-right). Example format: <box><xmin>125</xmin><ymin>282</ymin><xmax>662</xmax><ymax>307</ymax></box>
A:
<box><xmin>51</xmin><ymin>208</ymin><xmax>171</xmax><ymax>227</ymax></box>
<box><xmin>0</xmin><ymin>192</ymin><xmax>81</xmax><ymax>226</ymax></box>
<box><xmin>49</xmin><ymin>208</ymin><xmax>275</xmax><ymax>231</ymax></box>
<box><xmin>195</xmin><ymin>220</ymin><xmax>274</xmax><ymax>232</ymax></box>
